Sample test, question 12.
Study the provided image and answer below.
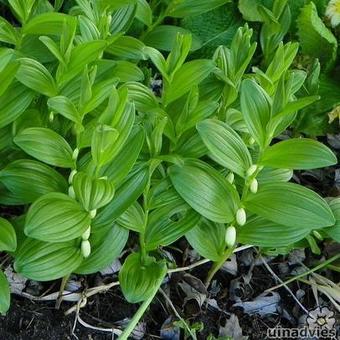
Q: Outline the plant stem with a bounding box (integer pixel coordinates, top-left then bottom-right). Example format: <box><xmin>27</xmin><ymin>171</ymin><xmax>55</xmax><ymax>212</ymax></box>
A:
<box><xmin>205</xmin><ymin>246</ymin><xmax>235</xmax><ymax>287</ymax></box>
<box><xmin>118</xmin><ymin>274</ymin><xmax>165</xmax><ymax>340</ymax></box>
<box><xmin>55</xmin><ymin>274</ymin><xmax>70</xmax><ymax>309</ymax></box>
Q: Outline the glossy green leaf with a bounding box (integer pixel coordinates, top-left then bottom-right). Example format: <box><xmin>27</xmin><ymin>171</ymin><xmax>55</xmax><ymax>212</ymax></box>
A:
<box><xmin>47</xmin><ymin>96</ymin><xmax>81</xmax><ymax>124</ymax></box>
<box><xmin>145</xmin><ymin>199</ymin><xmax>200</xmax><ymax>250</ymax></box>
<box><xmin>0</xmin><ymin>60</ymin><xmax>19</xmax><ymax>97</ymax></box>
<box><xmin>167</xmin><ymin>0</ymin><xmax>230</xmax><ymax>17</ymax></box>
<box><xmin>76</xmin><ymin>224</ymin><xmax>129</xmax><ymax>274</ymax></box>
<box><xmin>186</xmin><ymin>219</ymin><xmax>226</xmax><ymax>262</ymax></box>
<box><xmin>143</xmin><ymin>25</ymin><xmax>202</xmax><ymax>52</ymax></box>
<box><xmin>117</xmin><ymin>201</ymin><xmax>145</xmax><ymax>233</ymax></box>
<box><xmin>106</xmin><ymin>36</ymin><xmax>146</xmax><ymax>60</ymax></box>
<box><xmin>60</xmin><ymin>40</ymin><xmax>107</xmax><ymax>85</ymax></box>
<box><xmin>261</xmin><ymin>138</ymin><xmax>337</xmax><ymax>170</ymax></box>
<box><xmin>0</xmin><ymin>81</ymin><xmax>35</xmax><ymax>129</ymax></box>
<box><xmin>257</xmin><ymin>167</ymin><xmax>293</xmax><ymax>184</ymax></box>
<box><xmin>245</xmin><ymin>182</ymin><xmax>335</xmax><ymax>229</ymax></box>
<box><xmin>101</xmin><ymin>126</ymin><xmax>145</xmax><ymax>186</ymax></box>
<box><xmin>0</xmin><ymin>17</ymin><xmax>19</xmax><ymax>45</ymax></box>
<box><xmin>165</xmin><ymin>60</ymin><xmax>215</xmax><ymax>105</ymax></box>
<box><xmin>25</xmin><ymin>193</ymin><xmax>91</xmax><ymax>242</ymax></box>
<box><xmin>73</xmin><ymin>172</ymin><xmax>115</xmax><ymax>211</ymax></box>
<box><xmin>119</xmin><ymin>253</ymin><xmax>167</xmax><ymax>303</ymax></box>
<box><xmin>94</xmin><ymin>164</ymin><xmax>149</xmax><ymax>228</ymax></box>
<box><xmin>91</xmin><ymin>124</ymin><xmax>119</xmax><ymax>167</ymax></box>
<box><xmin>237</xmin><ymin>216</ymin><xmax>311</xmax><ymax>247</ymax></box>
<box><xmin>197</xmin><ymin>119</ymin><xmax>252</xmax><ymax>177</ymax></box>
<box><xmin>0</xmin><ymin>270</ymin><xmax>10</xmax><ymax>315</ymax></box>
<box><xmin>16</xmin><ymin>58</ymin><xmax>58</xmax><ymax>97</ymax></box>
<box><xmin>23</xmin><ymin>12</ymin><xmax>77</xmax><ymax>36</ymax></box>
<box><xmin>0</xmin><ymin>159</ymin><xmax>68</xmax><ymax>203</ymax></box>
<box><xmin>14</xmin><ymin>127</ymin><xmax>74</xmax><ymax>168</ymax></box>
<box><xmin>136</xmin><ymin>0</ymin><xmax>152</xmax><ymax>26</ymax></box>
<box><xmin>169</xmin><ymin>160</ymin><xmax>239</xmax><ymax>223</ymax></box>
<box><xmin>240</xmin><ymin>79</ymin><xmax>271</xmax><ymax>148</ymax></box>
<box><xmin>0</xmin><ymin>217</ymin><xmax>17</xmax><ymax>252</ymax></box>
<box><xmin>14</xmin><ymin>239</ymin><xmax>83</xmax><ymax>281</ymax></box>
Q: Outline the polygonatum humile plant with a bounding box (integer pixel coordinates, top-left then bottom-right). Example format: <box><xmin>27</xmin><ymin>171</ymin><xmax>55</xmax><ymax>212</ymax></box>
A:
<box><xmin>0</xmin><ymin>0</ymin><xmax>339</xmax><ymax>338</ymax></box>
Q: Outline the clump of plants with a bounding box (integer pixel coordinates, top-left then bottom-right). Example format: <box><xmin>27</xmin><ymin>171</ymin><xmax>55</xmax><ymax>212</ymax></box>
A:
<box><xmin>0</xmin><ymin>0</ymin><xmax>339</xmax><ymax>338</ymax></box>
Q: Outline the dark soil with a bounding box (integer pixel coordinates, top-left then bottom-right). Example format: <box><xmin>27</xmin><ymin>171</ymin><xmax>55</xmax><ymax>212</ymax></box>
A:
<box><xmin>1</xmin><ymin>245</ymin><xmax>339</xmax><ymax>340</ymax></box>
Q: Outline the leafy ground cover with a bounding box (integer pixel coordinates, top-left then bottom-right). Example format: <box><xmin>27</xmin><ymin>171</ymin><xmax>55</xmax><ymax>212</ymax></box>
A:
<box><xmin>0</xmin><ymin>0</ymin><xmax>339</xmax><ymax>339</ymax></box>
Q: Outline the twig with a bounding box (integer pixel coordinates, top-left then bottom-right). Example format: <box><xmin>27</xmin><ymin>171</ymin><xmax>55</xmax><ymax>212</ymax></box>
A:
<box><xmin>77</xmin><ymin>314</ymin><xmax>122</xmax><ymax>336</ymax></box>
<box><xmin>265</xmin><ymin>254</ymin><xmax>340</xmax><ymax>293</ymax></box>
<box><xmin>259</xmin><ymin>255</ymin><xmax>309</xmax><ymax>314</ymax></box>
<box><xmin>159</xmin><ymin>288</ymin><xmax>196</xmax><ymax>340</ymax></box>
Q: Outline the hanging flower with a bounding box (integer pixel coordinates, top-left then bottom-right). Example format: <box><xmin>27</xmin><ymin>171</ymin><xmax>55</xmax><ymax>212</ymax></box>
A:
<box><xmin>326</xmin><ymin>0</ymin><xmax>340</xmax><ymax>27</ymax></box>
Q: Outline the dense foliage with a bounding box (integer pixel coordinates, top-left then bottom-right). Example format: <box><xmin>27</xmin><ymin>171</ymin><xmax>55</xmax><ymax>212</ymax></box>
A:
<box><xmin>0</xmin><ymin>0</ymin><xmax>339</xmax><ymax>337</ymax></box>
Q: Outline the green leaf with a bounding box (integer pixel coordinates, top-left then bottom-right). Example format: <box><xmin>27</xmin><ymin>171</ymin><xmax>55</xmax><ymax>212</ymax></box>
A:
<box><xmin>145</xmin><ymin>199</ymin><xmax>200</xmax><ymax>250</ymax></box>
<box><xmin>0</xmin><ymin>217</ymin><xmax>17</xmax><ymax>252</ymax></box>
<box><xmin>14</xmin><ymin>127</ymin><xmax>74</xmax><ymax>168</ymax></box>
<box><xmin>245</xmin><ymin>182</ymin><xmax>335</xmax><ymax>229</ymax></box>
<box><xmin>106</xmin><ymin>36</ymin><xmax>146</xmax><ymax>60</ymax></box>
<box><xmin>169</xmin><ymin>160</ymin><xmax>239</xmax><ymax>223</ymax></box>
<box><xmin>23</xmin><ymin>12</ymin><xmax>77</xmax><ymax>36</ymax></box>
<box><xmin>94</xmin><ymin>164</ymin><xmax>149</xmax><ymax>228</ymax></box>
<box><xmin>0</xmin><ymin>270</ymin><xmax>10</xmax><ymax>315</ymax></box>
<box><xmin>237</xmin><ymin>216</ymin><xmax>311</xmax><ymax>247</ymax></box>
<box><xmin>0</xmin><ymin>17</ymin><xmax>19</xmax><ymax>45</ymax></box>
<box><xmin>164</xmin><ymin>60</ymin><xmax>215</xmax><ymax>105</ymax></box>
<box><xmin>0</xmin><ymin>159</ymin><xmax>68</xmax><ymax>203</ymax></box>
<box><xmin>47</xmin><ymin>96</ymin><xmax>81</xmax><ymax>124</ymax></box>
<box><xmin>117</xmin><ymin>201</ymin><xmax>145</xmax><ymax>233</ymax></box>
<box><xmin>14</xmin><ymin>239</ymin><xmax>83</xmax><ymax>281</ymax></box>
<box><xmin>0</xmin><ymin>60</ymin><xmax>19</xmax><ymax>97</ymax></box>
<box><xmin>101</xmin><ymin>126</ymin><xmax>145</xmax><ymax>186</ymax></box>
<box><xmin>238</xmin><ymin>0</ymin><xmax>270</xmax><ymax>22</ymax></box>
<box><xmin>9</xmin><ymin>0</ymin><xmax>35</xmax><ymax>23</ymax></box>
<box><xmin>324</xmin><ymin>198</ymin><xmax>340</xmax><ymax>242</ymax></box>
<box><xmin>186</xmin><ymin>219</ymin><xmax>226</xmax><ymax>262</ymax></box>
<box><xmin>240</xmin><ymin>79</ymin><xmax>272</xmax><ymax>148</ymax></box>
<box><xmin>257</xmin><ymin>167</ymin><xmax>293</xmax><ymax>184</ymax></box>
<box><xmin>91</xmin><ymin>124</ymin><xmax>119</xmax><ymax>167</ymax></box>
<box><xmin>197</xmin><ymin>119</ymin><xmax>252</xmax><ymax>177</ymax></box>
<box><xmin>15</xmin><ymin>58</ymin><xmax>58</xmax><ymax>97</ymax></box>
<box><xmin>73</xmin><ymin>172</ymin><xmax>115</xmax><ymax>211</ymax></box>
<box><xmin>75</xmin><ymin>224</ymin><xmax>129</xmax><ymax>274</ymax></box>
<box><xmin>0</xmin><ymin>81</ymin><xmax>35</xmax><ymax>129</ymax></box>
<box><xmin>167</xmin><ymin>0</ymin><xmax>231</xmax><ymax>17</ymax></box>
<box><xmin>261</xmin><ymin>138</ymin><xmax>337</xmax><ymax>170</ymax></box>
<box><xmin>123</xmin><ymin>82</ymin><xmax>159</xmax><ymax>113</ymax></box>
<box><xmin>136</xmin><ymin>0</ymin><xmax>152</xmax><ymax>26</ymax></box>
<box><xmin>143</xmin><ymin>25</ymin><xmax>202</xmax><ymax>52</ymax></box>
<box><xmin>25</xmin><ymin>193</ymin><xmax>91</xmax><ymax>242</ymax></box>
<box><xmin>60</xmin><ymin>40</ymin><xmax>107</xmax><ymax>85</ymax></box>
<box><xmin>119</xmin><ymin>253</ymin><xmax>167</xmax><ymax>303</ymax></box>
<box><xmin>113</xmin><ymin>60</ymin><xmax>144</xmax><ymax>82</ymax></box>
<box><xmin>297</xmin><ymin>2</ymin><xmax>337</xmax><ymax>68</ymax></box>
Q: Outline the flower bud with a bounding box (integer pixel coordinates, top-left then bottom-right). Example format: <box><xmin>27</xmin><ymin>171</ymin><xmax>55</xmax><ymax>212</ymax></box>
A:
<box><xmin>72</xmin><ymin>148</ymin><xmax>79</xmax><ymax>161</ymax></box>
<box><xmin>250</xmin><ymin>178</ymin><xmax>258</xmax><ymax>193</ymax></box>
<box><xmin>236</xmin><ymin>208</ymin><xmax>247</xmax><ymax>226</ymax></box>
<box><xmin>68</xmin><ymin>169</ymin><xmax>77</xmax><ymax>184</ymax></box>
<box><xmin>226</xmin><ymin>172</ymin><xmax>235</xmax><ymax>184</ymax></box>
<box><xmin>82</xmin><ymin>226</ymin><xmax>91</xmax><ymax>240</ymax></box>
<box><xmin>248</xmin><ymin>136</ymin><xmax>255</xmax><ymax>145</ymax></box>
<box><xmin>49</xmin><ymin>111</ymin><xmax>54</xmax><ymax>122</ymax></box>
<box><xmin>247</xmin><ymin>165</ymin><xmax>257</xmax><ymax>177</ymax></box>
<box><xmin>225</xmin><ymin>225</ymin><xmax>236</xmax><ymax>248</ymax></box>
<box><xmin>313</xmin><ymin>230</ymin><xmax>323</xmax><ymax>241</ymax></box>
<box><xmin>89</xmin><ymin>209</ymin><xmax>97</xmax><ymax>219</ymax></box>
<box><xmin>68</xmin><ymin>185</ymin><xmax>75</xmax><ymax>198</ymax></box>
<box><xmin>81</xmin><ymin>240</ymin><xmax>91</xmax><ymax>258</ymax></box>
